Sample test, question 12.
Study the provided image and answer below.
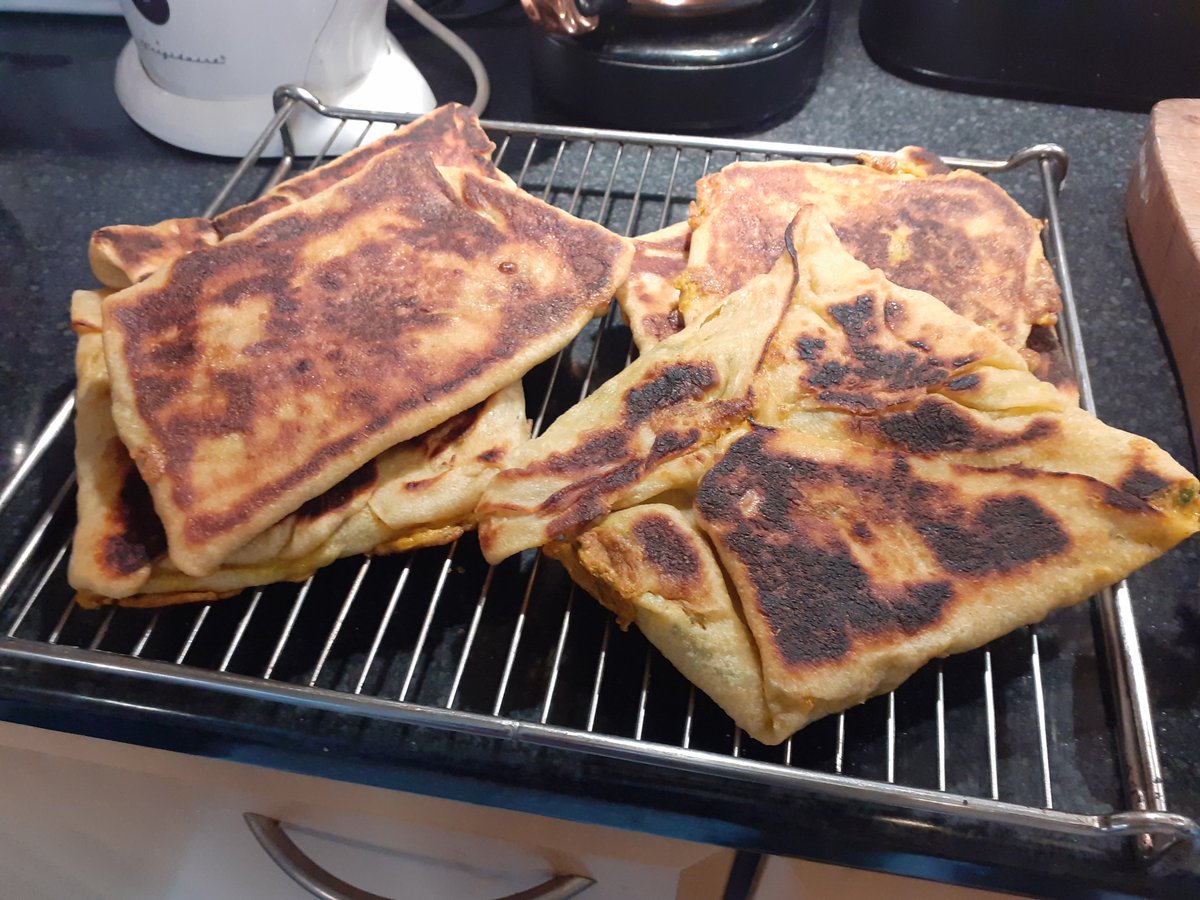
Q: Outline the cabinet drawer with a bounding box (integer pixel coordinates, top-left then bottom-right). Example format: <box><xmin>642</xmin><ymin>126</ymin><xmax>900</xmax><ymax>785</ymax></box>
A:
<box><xmin>0</xmin><ymin>721</ymin><xmax>734</xmax><ymax>900</ymax></box>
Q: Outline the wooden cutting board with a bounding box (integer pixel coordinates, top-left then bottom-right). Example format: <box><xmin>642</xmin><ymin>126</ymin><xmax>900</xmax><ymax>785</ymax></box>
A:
<box><xmin>1126</xmin><ymin>98</ymin><xmax>1200</xmax><ymax>464</ymax></box>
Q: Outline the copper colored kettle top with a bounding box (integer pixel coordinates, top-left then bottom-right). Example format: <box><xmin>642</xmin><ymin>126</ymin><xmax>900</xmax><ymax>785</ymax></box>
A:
<box><xmin>521</xmin><ymin>0</ymin><xmax>763</xmax><ymax>36</ymax></box>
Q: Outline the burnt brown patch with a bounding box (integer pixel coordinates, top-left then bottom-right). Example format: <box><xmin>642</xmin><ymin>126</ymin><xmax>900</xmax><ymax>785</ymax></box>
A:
<box><xmin>860</xmin><ymin>398</ymin><xmax>1059</xmax><ymax>454</ymax></box>
<box><xmin>545</xmin><ymin>461</ymin><xmax>644</xmax><ymax>539</ymax></box>
<box><xmin>947</xmin><ymin>374</ymin><xmax>980</xmax><ymax>391</ymax></box>
<box><xmin>1101</xmin><ymin>486</ymin><xmax>1156</xmax><ymax>513</ymax></box>
<box><xmin>641</xmin><ymin>309</ymin><xmax>684</xmax><ymax>342</ymax></box>
<box><xmin>695</xmin><ymin>429</ymin><xmax>957</xmax><ymax>667</ymax></box>
<box><xmin>526</xmin><ymin>364</ymin><xmax>720</xmax><ymax>533</ymax></box>
<box><xmin>101</xmin><ymin>453</ymin><xmax>167</xmax><ymax>576</ymax></box>
<box><xmin>648</xmin><ymin>428</ymin><xmax>700</xmax><ymax>465</ymax></box>
<box><xmin>631</xmin><ymin>249</ymin><xmax>688</xmax><ymax>281</ymax></box>
<box><xmin>690</xmin><ymin>159</ymin><xmax>1060</xmax><ymax>361</ymax></box>
<box><xmin>807</xmin><ymin>361</ymin><xmax>849</xmax><ymax>388</ymax></box>
<box><xmin>624</xmin><ymin>362</ymin><xmax>719</xmax><ymax>424</ymax></box>
<box><xmin>632</xmin><ymin>513</ymin><xmax>702</xmax><ymax>589</ymax></box>
<box><xmin>293</xmin><ymin>459</ymin><xmax>378</xmax><ymax>521</ymax></box>
<box><xmin>900</xmin><ymin>147</ymin><xmax>951</xmax><ymax>175</ymax></box>
<box><xmin>92</xmin><ymin>219</ymin><xmax>219</xmax><ymax>286</ymax></box>
<box><xmin>210</xmin><ymin>371</ymin><xmax>256</xmax><ymax>432</ymax></box>
<box><xmin>916</xmin><ymin>495</ymin><xmax>1068</xmax><ymax>575</ymax></box>
<box><xmin>832</xmin><ymin>182</ymin><xmax>1005</xmax><ymax>320</ymax></box>
<box><xmin>211</xmin><ymin>271</ymin><xmax>290</xmax><ymax>307</ymax></box>
<box><xmin>1120</xmin><ymin>467</ymin><xmax>1171</xmax><ymax>500</ymax></box>
<box><xmin>795</xmin><ymin>294</ymin><xmax>955</xmax><ymax>410</ymax></box>
<box><xmin>541</xmin><ymin>430</ymin><xmax>631</xmax><ymax>476</ymax></box>
<box><xmin>214</xmin><ymin>196</ymin><xmax>291</xmax><ymax>237</ymax></box>
<box><xmin>416</xmin><ymin>403</ymin><xmax>484</xmax><ymax>459</ymax></box>
<box><xmin>829</xmin><ymin>294</ymin><xmax>877</xmax><ymax>340</ymax></box>
<box><xmin>795</xmin><ymin>337</ymin><xmax>826</xmax><ymax>360</ymax></box>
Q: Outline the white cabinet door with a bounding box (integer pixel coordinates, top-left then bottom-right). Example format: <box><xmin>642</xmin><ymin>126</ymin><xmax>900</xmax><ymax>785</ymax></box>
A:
<box><xmin>0</xmin><ymin>721</ymin><xmax>734</xmax><ymax>900</ymax></box>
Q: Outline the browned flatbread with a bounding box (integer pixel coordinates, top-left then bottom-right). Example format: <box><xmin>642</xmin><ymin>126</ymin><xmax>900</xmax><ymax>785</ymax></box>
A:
<box><xmin>89</xmin><ymin>218</ymin><xmax>219</xmax><ymax>289</ymax></box>
<box><xmin>476</xmin><ymin>206</ymin><xmax>1199</xmax><ymax>744</ymax></box>
<box><xmin>617</xmin><ymin>221</ymin><xmax>690</xmax><ymax>351</ymax></box>
<box><xmin>101</xmin><ymin>143</ymin><xmax>634</xmax><ymax>577</ymax></box>
<box><xmin>561</xmin><ymin>427</ymin><xmax>1196</xmax><ymax>743</ymax></box>
<box><xmin>72</xmin><ymin>288</ymin><xmax>529</xmax><ymax>606</ymax></box>
<box><xmin>611</xmin><ymin>150</ymin><xmax>1074</xmax><ymax>398</ymax></box>
<box><xmin>71</xmin><ymin>106</ymin><xmax>547</xmax><ymax>603</ymax></box>
<box><xmin>665</xmin><ymin>150</ymin><xmax>1074</xmax><ymax>400</ymax></box>
<box><xmin>71</xmin><ymin>366</ymin><xmax>527</xmax><ymax>607</ymax></box>
<box><xmin>682</xmin><ymin>152</ymin><xmax>1062</xmax><ymax>348</ymax></box>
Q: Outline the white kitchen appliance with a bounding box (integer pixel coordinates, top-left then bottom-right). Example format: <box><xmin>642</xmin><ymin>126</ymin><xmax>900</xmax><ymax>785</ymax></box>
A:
<box><xmin>114</xmin><ymin>0</ymin><xmax>437</xmax><ymax>157</ymax></box>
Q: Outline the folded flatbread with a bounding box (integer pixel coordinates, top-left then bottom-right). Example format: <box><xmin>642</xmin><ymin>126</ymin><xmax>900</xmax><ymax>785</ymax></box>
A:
<box><xmin>618</xmin><ymin>221</ymin><xmax>690</xmax><ymax>352</ymax></box>
<box><xmin>71</xmin><ymin>105</ymin><xmax>546</xmax><ymax>602</ymax></box>
<box><xmin>477</xmin><ymin>207</ymin><xmax>1199</xmax><ymax>744</ymax></box>
<box><xmin>682</xmin><ymin>150</ymin><xmax>1061</xmax><ymax>347</ymax></box>
<box><xmin>71</xmin><ymin>289</ymin><xmax>528</xmax><ymax>606</ymax></box>
<box><xmin>619</xmin><ymin>149</ymin><xmax>1073</xmax><ymax>396</ymax></box>
<box><xmin>89</xmin><ymin>217</ymin><xmax>219</xmax><ymax>289</ymax></box>
<box><xmin>101</xmin><ymin>132</ymin><xmax>633</xmax><ymax>577</ymax></box>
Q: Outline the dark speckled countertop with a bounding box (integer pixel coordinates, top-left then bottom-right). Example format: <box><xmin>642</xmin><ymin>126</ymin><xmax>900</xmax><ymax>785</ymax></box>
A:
<box><xmin>2</xmin><ymin>2</ymin><xmax>1199</xmax><ymax>896</ymax></box>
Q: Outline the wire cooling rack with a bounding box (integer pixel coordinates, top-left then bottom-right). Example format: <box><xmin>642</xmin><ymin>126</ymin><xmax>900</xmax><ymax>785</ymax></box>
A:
<box><xmin>1</xmin><ymin>85</ymin><xmax>1195</xmax><ymax>860</ymax></box>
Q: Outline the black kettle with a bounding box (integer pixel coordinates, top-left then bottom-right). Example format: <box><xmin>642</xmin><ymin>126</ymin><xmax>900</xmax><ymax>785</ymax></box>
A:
<box><xmin>520</xmin><ymin>0</ymin><xmax>830</xmax><ymax>132</ymax></box>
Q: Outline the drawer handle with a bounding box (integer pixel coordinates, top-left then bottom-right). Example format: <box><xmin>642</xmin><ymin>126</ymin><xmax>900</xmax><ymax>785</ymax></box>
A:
<box><xmin>244</xmin><ymin>813</ymin><xmax>596</xmax><ymax>900</ymax></box>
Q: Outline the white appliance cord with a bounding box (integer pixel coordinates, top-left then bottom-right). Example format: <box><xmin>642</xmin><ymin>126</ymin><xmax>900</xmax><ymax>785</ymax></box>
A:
<box><xmin>392</xmin><ymin>0</ymin><xmax>492</xmax><ymax>116</ymax></box>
